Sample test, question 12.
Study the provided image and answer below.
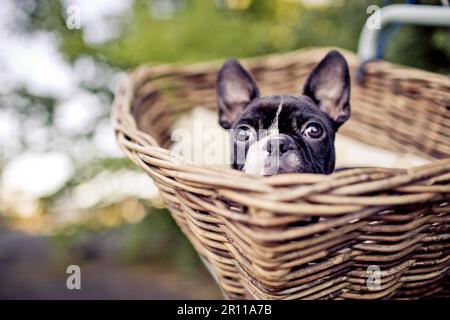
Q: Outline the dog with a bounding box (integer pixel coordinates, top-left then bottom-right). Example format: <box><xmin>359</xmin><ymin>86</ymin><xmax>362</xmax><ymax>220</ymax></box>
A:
<box><xmin>216</xmin><ymin>50</ymin><xmax>351</xmax><ymax>176</ymax></box>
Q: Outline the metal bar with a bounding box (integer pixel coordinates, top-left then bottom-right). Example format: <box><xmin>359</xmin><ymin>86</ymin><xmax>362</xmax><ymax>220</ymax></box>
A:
<box><xmin>358</xmin><ymin>4</ymin><xmax>450</xmax><ymax>62</ymax></box>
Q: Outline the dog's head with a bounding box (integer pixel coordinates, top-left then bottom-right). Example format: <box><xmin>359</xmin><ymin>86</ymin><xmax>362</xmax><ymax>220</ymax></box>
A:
<box><xmin>216</xmin><ymin>50</ymin><xmax>351</xmax><ymax>175</ymax></box>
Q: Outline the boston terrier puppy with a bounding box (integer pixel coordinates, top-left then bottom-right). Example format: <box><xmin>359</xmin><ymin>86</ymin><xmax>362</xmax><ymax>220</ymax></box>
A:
<box><xmin>216</xmin><ymin>50</ymin><xmax>351</xmax><ymax>176</ymax></box>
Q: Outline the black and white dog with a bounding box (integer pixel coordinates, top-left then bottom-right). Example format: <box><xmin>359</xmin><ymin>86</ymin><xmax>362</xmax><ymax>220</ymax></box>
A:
<box><xmin>216</xmin><ymin>50</ymin><xmax>351</xmax><ymax>176</ymax></box>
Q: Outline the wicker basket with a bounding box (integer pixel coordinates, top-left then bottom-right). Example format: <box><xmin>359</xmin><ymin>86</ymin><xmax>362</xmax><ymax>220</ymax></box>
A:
<box><xmin>112</xmin><ymin>48</ymin><xmax>450</xmax><ymax>300</ymax></box>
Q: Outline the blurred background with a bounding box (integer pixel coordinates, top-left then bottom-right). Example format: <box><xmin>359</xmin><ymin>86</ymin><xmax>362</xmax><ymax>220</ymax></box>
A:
<box><xmin>0</xmin><ymin>0</ymin><xmax>448</xmax><ymax>299</ymax></box>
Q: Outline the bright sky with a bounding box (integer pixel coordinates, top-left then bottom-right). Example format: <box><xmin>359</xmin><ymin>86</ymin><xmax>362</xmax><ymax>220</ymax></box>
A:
<box><xmin>63</xmin><ymin>0</ymin><xmax>133</xmax><ymax>44</ymax></box>
<box><xmin>1</xmin><ymin>152</ymin><xmax>74</xmax><ymax>198</ymax></box>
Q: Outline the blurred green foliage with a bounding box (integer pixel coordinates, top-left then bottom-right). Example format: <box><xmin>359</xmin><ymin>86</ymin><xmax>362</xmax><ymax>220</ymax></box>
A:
<box><xmin>22</xmin><ymin>0</ymin><xmax>449</xmax><ymax>70</ymax></box>
<box><xmin>51</xmin><ymin>207</ymin><xmax>203</xmax><ymax>274</ymax></box>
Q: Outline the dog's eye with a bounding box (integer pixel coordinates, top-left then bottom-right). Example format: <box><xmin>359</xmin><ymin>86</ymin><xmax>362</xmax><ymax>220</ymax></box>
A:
<box><xmin>235</xmin><ymin>125</ymin><xmax>255</xmax><ymax>142</ymax></box>
<box><xmin>303</xmin><ymin>123</ymin><xmax>324</xmax><ymax>139</ymax></box>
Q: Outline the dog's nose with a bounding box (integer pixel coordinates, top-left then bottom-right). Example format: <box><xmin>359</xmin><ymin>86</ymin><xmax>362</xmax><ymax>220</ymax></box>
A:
<box><xmin>266</xmin><ymin>137</ymin><xmax>294</xmax><ymax>155</ymax></box>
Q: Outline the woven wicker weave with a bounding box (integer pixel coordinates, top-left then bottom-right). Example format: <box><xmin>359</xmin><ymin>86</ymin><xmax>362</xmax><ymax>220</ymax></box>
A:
<box><xmin>112</xmin><ymin>48</ymin><xmax>450</xmax><ymax>300</ymax></box>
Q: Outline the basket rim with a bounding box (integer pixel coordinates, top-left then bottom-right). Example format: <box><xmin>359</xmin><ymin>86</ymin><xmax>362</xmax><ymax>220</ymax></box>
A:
<box><xmin>112</xmin><ymin>47</ymin><xmax>450</xmax><ymax>199</ymax></box>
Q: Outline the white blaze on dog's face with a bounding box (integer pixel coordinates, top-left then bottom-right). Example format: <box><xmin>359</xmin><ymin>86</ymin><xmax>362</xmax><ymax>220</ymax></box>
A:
<box><xmin>243</xmin><ymin>97</ymin><xmax>284</xmax><ymax>176</ymax></box>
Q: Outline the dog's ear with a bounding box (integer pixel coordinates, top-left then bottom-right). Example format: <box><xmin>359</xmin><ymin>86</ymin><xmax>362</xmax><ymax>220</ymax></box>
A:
<box><xmin>217</xmin><ymin>59</ymin><xmax>259</xmax><ymax>129</ymax></box>
<box><xmin>303</xmin><ymin>50</ymin><xmax>351</xmax><ymax>129</ymax></box>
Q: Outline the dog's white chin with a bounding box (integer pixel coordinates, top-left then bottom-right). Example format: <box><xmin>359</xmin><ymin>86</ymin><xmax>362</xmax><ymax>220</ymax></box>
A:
<box><xmin>243</xmin><ymin>153</ymin><xmax>269</xmax><ymax>176</ymax></box>
<box><xmin>243</xmin><ymin>140</ymin><xmax>279</xmax><ymax>176</ymax></box>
